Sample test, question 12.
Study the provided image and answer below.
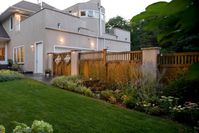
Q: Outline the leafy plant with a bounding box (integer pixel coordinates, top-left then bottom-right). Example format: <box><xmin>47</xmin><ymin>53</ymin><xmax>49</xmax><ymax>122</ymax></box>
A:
<box><xmin>31</xmin><ymin>120</ymin><xmax>53</xmax><ymax>133</ymax></box>
<box><xmin>164</xmin><ymin>64</ymin><xmax>199</xmax><ymax>103</ymax></box>
<box><xmin>0</xmin><ymin>125</ymin><xmax>5</xmax><ymax>133</ymax></box>
<box><xmin>13</xmin><ymin>122</ymin><xmax>31</xmax><ymax>133</ymax></box>
<box><xmin>159</xmin><ymin>96</ymin><xmax>179</xmax><ymax>112</ymax></box>
<box><xmin>80</xmin><ymin>87</ymin><xmax>93</xmax><ymax>97</ymax></box>
<box><xmin>171</xmin><ymin>102</ymin><xmax>199</xmax><ymax>126</ymax></box>
<box><xmin>12</xmin><ymin>120</ymin><xmax>53</xmax><ymax>133</ymax></box>
<box><xmin>100</xmin><ymin>90</ymin><xmax>114</xmax><ymax>101</ymax></box>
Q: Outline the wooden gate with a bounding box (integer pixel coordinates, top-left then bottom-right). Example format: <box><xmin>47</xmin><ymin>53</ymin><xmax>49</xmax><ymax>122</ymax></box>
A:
<box><xmin>53</xmin><ymin>52</ymin><xmax>71</xmax><ymax>76</ymax></box>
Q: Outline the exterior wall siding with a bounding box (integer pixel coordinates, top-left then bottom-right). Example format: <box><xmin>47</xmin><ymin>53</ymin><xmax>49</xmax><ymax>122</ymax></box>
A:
<box><xmin>1</xmin><ymin>7</ymin><xmax>130</xmax><ymax>73</ymax></box>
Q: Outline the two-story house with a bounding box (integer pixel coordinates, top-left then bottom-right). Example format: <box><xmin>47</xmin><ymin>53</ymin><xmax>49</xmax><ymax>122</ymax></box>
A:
<box><xmin>0</xmin><ymin>0</ymin><xmax>130</xmax><ymax>74</ymax></box>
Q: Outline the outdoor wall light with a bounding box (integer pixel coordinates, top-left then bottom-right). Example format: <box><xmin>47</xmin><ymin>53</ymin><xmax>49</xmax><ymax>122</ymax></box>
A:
<box><xmin>59</xmin><ymin>38</ymin><xmax>64</xmax><ymax>44</ymax></box>
<box><xmin>90</xmin><ymin>42</ymin><xmax>95</xmax><ymax>48</ymax></box>
<box><xmin>30</xmin><ymin>44</ymin><xmax>34</xmax><ymax>48</ymax></box>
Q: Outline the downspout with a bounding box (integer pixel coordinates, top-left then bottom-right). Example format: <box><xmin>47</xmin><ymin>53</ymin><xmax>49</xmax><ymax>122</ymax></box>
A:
<box><xmin>97</xmin><ymin>2</ymin><xmax>102</xmax><ymax>51</ymax></box>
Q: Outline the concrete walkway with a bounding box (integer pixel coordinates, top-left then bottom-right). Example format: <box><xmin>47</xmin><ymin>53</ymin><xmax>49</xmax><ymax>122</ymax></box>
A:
<box><xmin>25</xmin><ymin>74</ymin><xmax>53</xmax><ymax>84</ymax></box>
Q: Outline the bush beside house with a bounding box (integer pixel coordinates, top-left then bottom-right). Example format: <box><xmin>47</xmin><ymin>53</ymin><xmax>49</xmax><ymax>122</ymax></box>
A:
<box><xmin>0</xmin><ymin>70</ymin><xmax>24</xmax><ymax>82</ymax></box>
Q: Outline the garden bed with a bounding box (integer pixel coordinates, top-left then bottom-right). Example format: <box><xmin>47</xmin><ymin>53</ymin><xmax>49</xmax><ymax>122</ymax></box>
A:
<box><xmin>0</xmin><ymin>79</ymin><xmax>191</xmax><ymax>133</ymax></box>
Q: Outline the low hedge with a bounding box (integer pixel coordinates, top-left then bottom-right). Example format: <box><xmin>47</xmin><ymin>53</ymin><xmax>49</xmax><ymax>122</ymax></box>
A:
<box><xmin>0</xmin><ymin>70</ymin><xmax>24</xmax><ymax>82</ymax></box>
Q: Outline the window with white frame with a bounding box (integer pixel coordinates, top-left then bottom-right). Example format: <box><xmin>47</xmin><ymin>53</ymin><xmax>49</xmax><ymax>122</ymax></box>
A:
<box><xmin>13</xmin><ymin>46</ymin><xmax>24</xmax><ymax>64</ymax></box>
<box><xmin>9</xmin><ymin>16</ymin><xmax>13</xmax><ymax>31</ymax></box>
<box><xmin>15</xmin><ymin>14</ymin><xmax>21</xmax><ymax>31</ymax></box>
<box><xmin>88</xmin><ymin>10</ymin><xmax>94</xmax><ymax>17</ymax></box>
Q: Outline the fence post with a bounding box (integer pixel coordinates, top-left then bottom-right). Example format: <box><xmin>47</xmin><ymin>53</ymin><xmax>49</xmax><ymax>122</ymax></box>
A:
<box><xmin>47</xmin><ymin>53</ymin><xmax>54</xmax><ymax>76</ymax></box>
<box><xmin>71</xmin><ymin>50</ymin><xmax>80</xmax><ymax>76</ymax></box>
<box><xmin>141</xmin><ymin>47</ymin><xmax>160</xmax><ymax>80</ymax></box>
<box><xmin>103</xmin><ymin>49</ymin><xmax>107</xmax><ymax>64</ymax></box>
<box><xmin>103</xmin><ymin>49</ymin><xmax>108</xmax><ymax>80</ymax></box>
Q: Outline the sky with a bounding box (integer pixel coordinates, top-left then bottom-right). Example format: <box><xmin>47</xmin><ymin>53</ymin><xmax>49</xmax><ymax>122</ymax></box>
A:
<box><xmin>0</xmin><ymin>0</ymin><xmax>171</xmax><ymax>21</ymax></box>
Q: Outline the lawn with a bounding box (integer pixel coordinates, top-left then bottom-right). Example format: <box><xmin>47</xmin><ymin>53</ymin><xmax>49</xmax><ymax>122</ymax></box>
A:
<box><xmin>0</xmin><ymin>79</ymin><xmax>190</xmax><ymax>133</ymax></box>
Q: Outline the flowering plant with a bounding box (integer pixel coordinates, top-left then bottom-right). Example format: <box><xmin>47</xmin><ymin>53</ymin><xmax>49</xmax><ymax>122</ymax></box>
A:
<box><xmin>31</xmin><ymin>120</ymin><xmax>53</xmax><ymax>133</ymax></box>
<box><xmin>0</xmin><ymin>125</ymin><xmax>5</xmax><ymax>133</ymax></box>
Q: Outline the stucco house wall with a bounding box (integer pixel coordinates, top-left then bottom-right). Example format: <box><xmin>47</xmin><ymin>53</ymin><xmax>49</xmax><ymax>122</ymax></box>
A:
<box><xmin>2</xmin><ymin>10</ymin><xmax>45</xmax><ymax>72</ymax></box>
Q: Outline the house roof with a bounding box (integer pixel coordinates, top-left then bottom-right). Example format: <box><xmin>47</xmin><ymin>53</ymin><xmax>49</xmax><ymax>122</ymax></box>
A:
<box><xmin>0</xmin><ymin>0</ymin><xmax>58</xmax><ymax>22</ymax></box>
<box><xmin>0</xmin><ymin>24</ymin><xmax>9</xmax><ymax>40</ymax></box>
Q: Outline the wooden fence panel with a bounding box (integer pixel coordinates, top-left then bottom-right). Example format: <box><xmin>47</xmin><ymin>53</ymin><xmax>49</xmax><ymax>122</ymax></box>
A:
<box><xmin>79</xmin><ymin>50</ymin><xmax>142</xmax><ymax>83</ymax></box>
<box><xmin>158</xmin><ymin>52</ymin><xmax>199</xmax><ymax>81</ymax></box>
<box><xmin>53</xmin><ymin>53</ymin><xmax>71</xmax><ymax>76</ymax></box>
<box><xmin>107</xmin><ymin>61</ymin><xmax>142</xmax><ymax>83</ymax></box>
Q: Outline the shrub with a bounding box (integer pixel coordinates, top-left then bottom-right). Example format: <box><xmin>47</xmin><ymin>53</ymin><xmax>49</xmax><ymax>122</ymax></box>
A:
<box><xmin>108</xmin><ymin>96</ymin><xmax>117</xmax><ymax>104</ymax></box>
<box><xmin>171</xmin><ymin>102</ymin><xmax>199</xmax><ymax>126</ymax></box>
<box><xmin>31</xmin><ymin>120</ymin><xmax>53</xmax><ymax>133</ymax></box>
<box><xmin>13</xmin><ymin>122</ymin><xmax>31</xmax><ymax>133</ymax></box>
<box><xmin>80</xmin><ymin>87</ymin><xmax>93</xmax><ymax>97</ymax></box>
<box><xmin>51</xmin><ymin>76</ymin><xmax>80</xmax><ymax>90</ymax></box>
<box><xmin>159</xmin><ymin>96</ymin><xmax>179</xmax><ymax>113</ymax></box>
<box><xmin>164</xmin><ymin>64</ymin><xmax>199</xmax><ymax>103</ymax></box>
<box><xmin>0</xmin><ymin>70</ymin><xmax>24</xmax><ymax>82</ymax></box>
<box><xmin>0</xmin><ymin>125</ymin><xmax>5</xmax><ymax>133</ymax></box>
<box><xmin>13</xmin><ymin>120</ymin><xmax>53</xmax><ymax>133</ymax></box>
<box><xmin>51</xmin><ymin>76</ymin><xmax>67</xmax><ymax>89</ymax></box>
<box><xmin>64</xmin><ymin>80</ymin><xmax>78</xmax><ymax>91</ymax></box>
<box><xmin>146</xmin><ymin>106</ymin><xmax>166</xmax><ymax>116</ymax></box>
<box><xmin>100</xmin><ymin>90</ymin><xmax>114</xmax><ymax>101</ymax></box>
<box><xmin>121</xmin><ymin>95</ymin><xmax>137</xmax><ymax>109</ymax></box>
<box><xmin>51</xmin><ymin>76</ymin><xmax>93</xmax><ymax>97</ymax></box>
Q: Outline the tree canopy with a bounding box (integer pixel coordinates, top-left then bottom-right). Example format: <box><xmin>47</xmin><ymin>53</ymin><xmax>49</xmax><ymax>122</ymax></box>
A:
<box><xmin>131</xmin><ymin>0</ymin><xmax>199</xmax><ymax>52</ymax></box>
<box><xmin>105</xmin><ymin>16</ymin><xmax>131</xmax><ymax>31</ymax></box>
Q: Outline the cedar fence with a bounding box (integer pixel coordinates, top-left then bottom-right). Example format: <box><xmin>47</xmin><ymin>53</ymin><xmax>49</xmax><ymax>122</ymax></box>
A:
<box><xmin>158</xmin><ymin>52</ymin><xmax>199</xmax><ymax>81</ymax></box>
<box><xmin>48</xmin><ymin>48</ymin><xmax>199</xmax><ymax>83</ymax></box>
<box><xmin>79</xmin><ymin>50</ymin><xmax>142</xmax><ymax>83</ymax></box>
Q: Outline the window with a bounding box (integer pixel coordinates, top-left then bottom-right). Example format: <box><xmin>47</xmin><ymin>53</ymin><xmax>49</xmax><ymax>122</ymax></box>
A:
<box><xmin>15</xmin><ymin>14</ymin><xmax>21</xmax><ymax>31</ymax></box>
<box><xmin>94</xmin><ymin>11</ymin><xmax>99</xmax><ymax>18</ymax></box>
<box><xmin>80</xmin><ymin>11</ymin><xmax>86</xmax><ymax>16</ymax></box>
<box><xmin>9</xmin><ymin>16</ymin><xmax>13</xmax><ymax>31</ymax></box>
<box><xmin>0</xmin><ymin>48</ymin><xmax>5</xmax><ymax>61</ymax></box>
<box><xmin>88</xmin><ymin>10</ymin><xmax>94</xmax><ymax>17</ymax></box>
<box><xmin>13</xmin><ymin>46</ymin><xmax>24</xmax><ymax>64</ymax></box>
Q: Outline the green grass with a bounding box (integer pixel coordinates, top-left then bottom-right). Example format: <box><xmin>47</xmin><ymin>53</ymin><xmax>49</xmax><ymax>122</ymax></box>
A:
<box><xmin>0</xmin><ymin>79</ymin><xmax>190</xmax><ymax>133</ymax></box>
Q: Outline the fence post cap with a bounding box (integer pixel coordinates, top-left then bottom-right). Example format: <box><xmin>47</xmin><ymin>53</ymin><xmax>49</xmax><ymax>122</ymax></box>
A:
<box><xmin>141</xmin><ymin>47</ymin><xmax>161</xmax><ymax>50</ymax></box>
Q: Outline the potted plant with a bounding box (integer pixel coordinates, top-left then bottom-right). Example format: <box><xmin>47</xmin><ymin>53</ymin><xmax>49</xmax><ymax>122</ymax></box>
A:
<box><xmin>7</xmin><ymin>59</ymin><xmax>13</xmax><ymax>68</ymax></box>
<box><xmin>45</xmin><ymin>69</ymin><xmax>52</xmax><ymax>77</ymax></box>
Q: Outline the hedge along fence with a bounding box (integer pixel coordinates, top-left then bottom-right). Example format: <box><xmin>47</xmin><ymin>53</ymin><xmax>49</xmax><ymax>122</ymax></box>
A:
<box><xmin>79</xmin><ymin>50</ymin><xmax>142</xmax><ymax>83</ymax></box>
<box><xmin>158</xmin><ymin>52</ymin><xmax>199</xmax><ymax>82</ymax></box>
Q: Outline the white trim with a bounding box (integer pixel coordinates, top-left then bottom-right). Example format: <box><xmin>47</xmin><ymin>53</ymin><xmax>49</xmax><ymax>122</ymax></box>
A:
<box><xmin>34</xmin><ymin>41</ymin><xmax>43</xmax><ymax>73</ymax></box>
<box><xmin>53</xmin><ymin>45</ymin><xmax>96</xmax><ymax>52</ymax></box>
<box><xmin>13</xmin><ymin>45</ymin><xmax>25</xmax><ymax>64</ymax></box>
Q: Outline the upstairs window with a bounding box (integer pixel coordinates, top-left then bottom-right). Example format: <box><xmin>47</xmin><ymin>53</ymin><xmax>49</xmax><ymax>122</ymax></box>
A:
<box><xmin>80</xmin><ymin>11</ymin><xmax>86</xmax><ymax>16</ymax></box>
<box><xmin>9</xmin><ymin>16</ymin><xmax>13</xmax><ymax>31</ymax></box>
<box><xmin>15</xmin><ymin>14</ymin><xmax>21</xmax><ymax>31</ymax></box>
<box><xmin>88</xmin><ymin>10</ymin><xmax>94</xmax><ymax>17</ymax></box>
